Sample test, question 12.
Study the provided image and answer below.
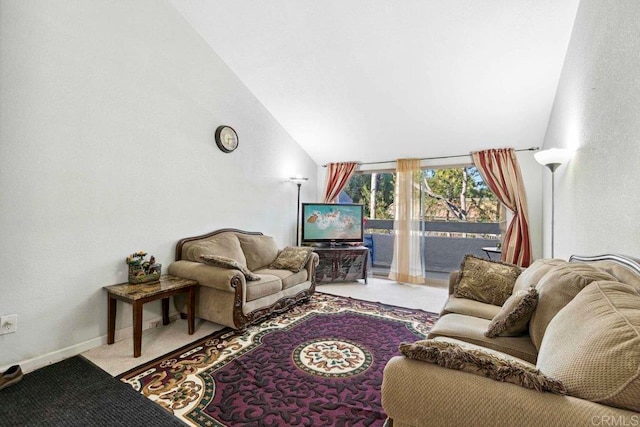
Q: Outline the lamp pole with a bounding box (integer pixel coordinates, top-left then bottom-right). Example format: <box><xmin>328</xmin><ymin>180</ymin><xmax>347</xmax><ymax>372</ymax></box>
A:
<box><xmin>534</xmin><ymin>148</ymin><xmax>572</xmax><ymax>258</ymax></box>
<box><xmin>288</xmin><ymin>177</ymin><xmax>308</xmax><ymax>246</ymax></box>
<box><xmin>295</xmin><ymin>182</ymin><xmax>302</xmax><ymax>246</ymax></box>
<box><xmin>545</xmin><ymin>163</ymin><xmax>560</xmax><ymax>258</ymax></box>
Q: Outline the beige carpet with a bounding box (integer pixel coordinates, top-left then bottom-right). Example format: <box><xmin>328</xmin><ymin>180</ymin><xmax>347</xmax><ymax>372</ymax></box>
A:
<box><xmin>83</xmin><ymin>277</ymin><xmax>448</xmax><ymax>376</ymax></box>
<box><xmin>318</xmin><ymin>276</ymin><xmax>448</xmax><ymax>314</ymax></box>
<box><xmin>83</xmin><ymin>318</ymin><xmax>224</xmax><ymax>376</ymax></box>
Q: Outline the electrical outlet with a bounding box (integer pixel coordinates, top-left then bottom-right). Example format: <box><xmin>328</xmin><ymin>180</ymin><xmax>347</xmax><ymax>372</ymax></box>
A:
<box><xmin>149</xmin><ymin>320</ymin><xmax>161</xmax><ymax>329</ymax></box>
<box><xmin>0</xmin><ymin>314</ymin><xmax>18</xmax><ymax>335</ymax></box>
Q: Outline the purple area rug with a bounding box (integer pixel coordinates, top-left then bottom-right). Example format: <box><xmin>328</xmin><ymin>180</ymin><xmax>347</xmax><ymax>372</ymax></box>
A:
<box><xmin>119</xmin><ymin>293</ymin><xmax>437</xmax><ymax>426</ymax></box>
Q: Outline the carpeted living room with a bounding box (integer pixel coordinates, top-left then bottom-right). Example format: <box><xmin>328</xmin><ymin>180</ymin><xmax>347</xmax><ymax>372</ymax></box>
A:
<box><xmin>1</xmin><ymin>1</ymin><xmax>640</xmax><ymax>426</ymax></box>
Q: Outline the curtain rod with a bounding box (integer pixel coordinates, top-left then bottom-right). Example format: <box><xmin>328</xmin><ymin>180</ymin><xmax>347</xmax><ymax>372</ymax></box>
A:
<box><xmin>323</xmin><ymin>147</ymin><xmax>539</xmax><ymax>167</ymax></box>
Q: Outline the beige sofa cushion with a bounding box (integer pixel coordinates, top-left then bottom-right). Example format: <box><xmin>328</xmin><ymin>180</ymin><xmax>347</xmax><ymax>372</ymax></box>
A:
<box><xmin>537</xmin><ymin>281</ymin><xmax>640</xmax><ymax>412</ymax></box>
<box><xmin>454</xmin><ymin>255</ymin><xmax>522</xmax><ymax>306</ymax></box>
<box><xmin>427</xmin><ymin>313</ymin><xmax>538</xmax><ymax>364</ymax></box>
<box><xmin>399</xmin><ymin>338</ymin><xmax>565</xmax><ymax>394</ymax></box>
<box><xmin>529</xmin><ymin>264</ymin><xmax>615</xmax><ymax>350</ymax></box>
<box><xmin>572</xmin><ymin>259</ymin><xmax>640</xmax><ymax>290</ymax></box>
<box><xmin>254</xmin><ymin>268</ymin><xmax>308</xmax><ymax>290</ymax></box>
<box><xmin>199</xmin><ymin>255</ymin><xmax>261</xmax><ymax>281</ymax></box>
<box><xmin>486</xmin><ymin>288</ymin><xmax>538</xmax><ymax>338</ymax></box>
<box><xmin>183</xmin><ymin>233</ymin><xmax>247</xmax><ymax>266</ymax></box>
<box><xmin>512</xmin><ymin>258</ymin><xmax>567</xmax><ymax>293</ymax></box>
<box><xmin>441</xmin><ymin>296</ymin><xmax>502</xmax><ymax>320</ymax></box>
<box><xmin>382</xmin><ymin>356</ymin><xmax>638</xmax><ymax>427</ymax></box>
<box><xmin>246</xmin><ymin>274</ymin><xmax>282</xmax><ymax>302</ymax></box>
<box><xmin>236</xmin><ymin>233</ymin><xmax>280</xmax><ymax>271</ymax></box>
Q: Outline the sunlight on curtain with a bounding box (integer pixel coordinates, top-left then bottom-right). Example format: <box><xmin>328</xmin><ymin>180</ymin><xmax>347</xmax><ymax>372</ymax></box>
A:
<box><xmin>323</xmin><ymin>162</ymin><xmax>358</xmax><ymax>203</ymax></box>
<box><xmin>389</xmin><ymin>159</ymin><xmax>425</xmax><ymax>284</ymax></box>
<box><xmin>472</xmin><ymin>148</ymin><xmax>533</xmax><ymax>267</ymax></box>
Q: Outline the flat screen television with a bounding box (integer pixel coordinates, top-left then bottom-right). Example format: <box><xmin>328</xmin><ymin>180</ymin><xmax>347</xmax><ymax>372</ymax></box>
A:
<box><xmin>301</xmin><ymin>203</ymin><xmax>364</xmax><ymax>245</ymax></box>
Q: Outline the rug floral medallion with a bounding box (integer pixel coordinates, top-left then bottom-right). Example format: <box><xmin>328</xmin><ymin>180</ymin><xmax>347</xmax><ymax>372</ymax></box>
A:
<box><xmin>119</xmin><ymin>293</ymin><xmax>437</xmax><ymax>426</ymax></box>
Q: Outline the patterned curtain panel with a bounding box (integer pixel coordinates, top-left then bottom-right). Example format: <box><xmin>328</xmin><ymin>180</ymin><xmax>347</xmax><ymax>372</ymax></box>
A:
<box><xmin>389</xmin><ymin>159</ymin><xmax>426</xmax><ymax>284</ymax></box>
<box><xmin>323</xmin><ymin>162</ymin><xmax>358</xmax><ymax>203</ymax></box>
<box><xmin>472</xmin><ymin>148</ymin><xmax>533</xmax><ymax>267</ymax></box>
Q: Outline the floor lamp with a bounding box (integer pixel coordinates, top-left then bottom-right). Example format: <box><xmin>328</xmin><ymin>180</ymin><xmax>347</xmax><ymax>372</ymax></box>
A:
<box><xmin>534</xmin><ymin>148</ymin><xmax>572</xmax><ymax>258</ymax></box>
<box><xmin>288</xmin><ymin>177</ymin><xmax>308</xmax><ymax>246</ymax></box>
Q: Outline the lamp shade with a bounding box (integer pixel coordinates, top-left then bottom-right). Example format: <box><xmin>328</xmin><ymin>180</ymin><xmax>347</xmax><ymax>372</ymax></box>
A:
<box><xmin>534</xmin><ymin>148</ymin><xmax>572</xmax><ymax>168</ymax></box>
<box><xmin>288</xmin><ymin>177</ymin><xmax>309</xmax><ymax>184</ymax></box>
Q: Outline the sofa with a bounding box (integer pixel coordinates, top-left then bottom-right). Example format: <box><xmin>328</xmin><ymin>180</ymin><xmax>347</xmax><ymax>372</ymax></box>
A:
<box><xmin>168</xmin><ymin>228</ymin><xmax>318</xmax><ymax>329</ymax></box>
<box><xmin>382</xmin><ymin>254</ymin><xmax>640</xmax><ymax>426</ymax></box>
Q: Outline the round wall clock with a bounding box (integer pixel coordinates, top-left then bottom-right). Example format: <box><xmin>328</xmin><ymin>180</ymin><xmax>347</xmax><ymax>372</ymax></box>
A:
<box><xmin>215</xmin><ymin>126</ymin><xmax>239</xmax><ymax>153</ymax></box>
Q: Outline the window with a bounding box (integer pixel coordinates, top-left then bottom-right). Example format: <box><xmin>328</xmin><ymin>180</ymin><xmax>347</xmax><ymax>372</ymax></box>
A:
<box><xmin>341</xmin><ymin>166</ymin><xmax>502</xmax><ymax>276</ymax></box>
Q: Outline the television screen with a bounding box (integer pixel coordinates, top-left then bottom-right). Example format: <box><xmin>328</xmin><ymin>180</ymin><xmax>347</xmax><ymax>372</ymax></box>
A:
<box><xmin>301</xmin><ymin>203</ymin><xmax>364</xmax><ymax>244</ymax></box>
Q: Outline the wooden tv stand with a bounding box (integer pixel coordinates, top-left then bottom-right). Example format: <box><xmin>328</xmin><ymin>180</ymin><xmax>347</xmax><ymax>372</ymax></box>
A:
<box><xmin>313</xmin><ymin>246</ymin><xmax>369</xmax><ymax>284</ymax></box>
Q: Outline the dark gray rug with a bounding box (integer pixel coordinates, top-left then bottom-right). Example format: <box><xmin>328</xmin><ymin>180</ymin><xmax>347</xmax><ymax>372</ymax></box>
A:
<box><xmin>0</xmin><ymin>356</ymin><xmax>185</xmax><ymax>426</ymax></box>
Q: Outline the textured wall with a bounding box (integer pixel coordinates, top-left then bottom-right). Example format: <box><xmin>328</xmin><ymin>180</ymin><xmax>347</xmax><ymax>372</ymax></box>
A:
<box><xmin>542</xmin><ymin>0</ymin><xmax>640</xmax><ymax>258</ymax></box>
<box><xmin>0</xmin><ymin>0</ymin><xmax>317</xmax><ymax>370</ymax></box>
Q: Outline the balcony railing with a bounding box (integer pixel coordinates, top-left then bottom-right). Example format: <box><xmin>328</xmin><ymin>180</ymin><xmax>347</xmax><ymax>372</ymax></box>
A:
<box><xmin>363</xmin><ymin>219</ymin><xmax>501</xmax><ymax>274</ymax></box>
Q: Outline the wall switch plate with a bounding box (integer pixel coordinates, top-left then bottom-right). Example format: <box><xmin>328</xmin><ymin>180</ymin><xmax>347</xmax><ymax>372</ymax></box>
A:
<box><xmin>0</xmin><ymin>314</ymin><xmax>18</xmax><ymax>335</ymax></box>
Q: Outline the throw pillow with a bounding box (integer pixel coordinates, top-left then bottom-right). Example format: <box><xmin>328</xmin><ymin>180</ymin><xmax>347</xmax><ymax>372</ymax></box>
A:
<box><xmin>537</xmin><ymin>281</ymin><xmax>640</xmax><ymax>412</ymax></box>
<box><xmin>454</xmin><ymin>255</ymin><xmax>522</xmax><ymax>306</ymax></box>
<box><xmin>528</xmin><ymin>263</ymin><xmax>616</xmax><ymax>350</ymax></box>
<box><xmin>269</xmin><ymin>246</ymin><xmax>313</xmax><ymax>272</ymax></box>
<box><xmin>512</xmin><ymin>258</ymin><xmax>567</xmax><ymax>293</ymax></box>
<box><xmin>184</xmin><ymin>233</ymin><xmax>247</xmax><ymax>266</ymax></box>
<box><xmin>199</xmin><ymin>255</ymin><xmax>261</xmax><ymax>281</ymax></box>
<box><xmin>485</xmin><ymin>288</ymin><xmax>538</xmax><ymax>338</ymax></box>
<box><xmin>399</xmin><ymin>339</ymin><xmax>565</xmax><ymax>394</ymax></box>
<box><xmin>236</xmin><ymin>234</ymin><xmax>280</xmax><ymax>271</ymax></box>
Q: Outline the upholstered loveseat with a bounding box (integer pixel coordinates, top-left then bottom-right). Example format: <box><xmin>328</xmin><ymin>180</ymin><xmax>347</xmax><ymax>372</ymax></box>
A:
<box><xmin>168</xmin><ymin>229</ymin><xmax>318</xmax><ymax>329</ymax></box>
<box><xmin>382</xmin><ymin>254</ymin><xmax>640</xmax><ymax>426</ymax></box>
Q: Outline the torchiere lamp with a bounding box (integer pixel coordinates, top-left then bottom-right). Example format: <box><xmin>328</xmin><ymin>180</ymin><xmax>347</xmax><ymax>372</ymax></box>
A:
<box><xmin>534</xmin><ymin>148</ymin><xmax>572</xmax><ymax>258</ymax></box>
<box><xmin>288</xmin><ymin>177</ymin><xmax>308</xmax><ymax>246</ymax></box>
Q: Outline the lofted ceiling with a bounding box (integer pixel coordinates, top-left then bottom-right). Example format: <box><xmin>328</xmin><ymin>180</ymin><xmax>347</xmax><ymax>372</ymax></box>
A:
<box><xmin>169</xmin><ymin>0</ymin><xmax>580</xmax><ymax>165</ymax></box>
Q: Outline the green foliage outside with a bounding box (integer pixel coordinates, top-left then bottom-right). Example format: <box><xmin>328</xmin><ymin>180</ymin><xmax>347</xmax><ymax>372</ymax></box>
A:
<box><xmin>342</xmin><ymin>167</ymin><xmax>501</xmax><ymax>222</ymax></box>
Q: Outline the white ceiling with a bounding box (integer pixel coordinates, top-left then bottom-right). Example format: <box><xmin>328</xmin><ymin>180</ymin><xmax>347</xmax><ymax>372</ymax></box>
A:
<box><xmin>169</xmin><ymin>0</ymin><xmax>580</xmax><ymax>165</ymax></box>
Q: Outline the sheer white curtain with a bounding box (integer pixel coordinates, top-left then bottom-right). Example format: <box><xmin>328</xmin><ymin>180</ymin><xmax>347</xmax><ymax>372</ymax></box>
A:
<box><xmin>389</xmin><ymin>159</ymin><xmax>425</xmax><ymax>284</ymax></box>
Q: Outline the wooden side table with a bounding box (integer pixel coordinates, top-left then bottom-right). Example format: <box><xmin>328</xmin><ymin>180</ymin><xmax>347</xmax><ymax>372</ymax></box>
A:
<box><xmin>104</xmin><ymin>275</ymin><xmax>197</xmax><ymax>358</ymax></box>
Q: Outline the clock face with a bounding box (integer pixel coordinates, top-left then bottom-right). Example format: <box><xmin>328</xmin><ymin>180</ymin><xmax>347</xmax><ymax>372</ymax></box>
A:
<box><xmin>215</xmin><ymin>126</ymin><xmax>238</xmax><ymax>153</ymax></box>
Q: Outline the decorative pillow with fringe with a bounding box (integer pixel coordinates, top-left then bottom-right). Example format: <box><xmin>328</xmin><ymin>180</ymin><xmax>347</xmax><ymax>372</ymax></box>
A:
<box><xmin>454</xmin><ymin>254</ymin><xmax>522</xmax><ymax>306</ymax></box>
<box><xmin>485</xmin><ymin>287</ymin><xmax>538</xmax><ymax>337</ymax></box>
<box><xmin>399</xmin><ymin>339</ymin><xmax>566</xmax><ymax>394</ymax></box>
<box><xmin>200</xmin><ymin>255</ymin><xmax>261</xmax><ymax>281</ymax></box>
<box><xmin>269</xmin><ymin>246</ymin><xmax>313</xmax><ymax>272</ymax></box>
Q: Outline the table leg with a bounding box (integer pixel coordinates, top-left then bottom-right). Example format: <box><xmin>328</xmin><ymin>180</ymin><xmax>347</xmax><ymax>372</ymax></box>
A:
<box><xmin>364</xmin><ymin>249</ymin><xmax>369</xmax><ymax>284</ymax></box>
<box><xmin>133</xmin><ymin>301</ymin><xmax>143</xmax><ymax>358</ymax></box>
<box><xmin>162</xmin><ymin>298</ymin><xmax>170</xmax><ymax>325</ymax></box>
<box><xmin>107</xmin><ymin>294</ymin><xmax>116</xmax><ymax>345</ymax></box>
<box><xmin>187</xmin><ymin>286</ymin><xmax>195</xmax><ymax>335</ymax></box>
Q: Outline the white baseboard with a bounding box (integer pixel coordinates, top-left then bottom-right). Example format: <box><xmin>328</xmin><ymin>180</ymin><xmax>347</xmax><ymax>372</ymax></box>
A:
<box><xmin>2</xmin><ymin>313</ymin><xmax>175</xmax><ymax>374</ymax></box>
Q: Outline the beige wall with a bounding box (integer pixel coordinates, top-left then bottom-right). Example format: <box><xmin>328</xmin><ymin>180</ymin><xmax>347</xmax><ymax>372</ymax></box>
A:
<box><xmin>0</xmin><ymin>0</ymin><xmax>317</xmax><ymax>370</ymax></box>
<box><xmin>542</xmin><ymin>0</ymin><xmax>640</xmax><ymax>258</ymax></box>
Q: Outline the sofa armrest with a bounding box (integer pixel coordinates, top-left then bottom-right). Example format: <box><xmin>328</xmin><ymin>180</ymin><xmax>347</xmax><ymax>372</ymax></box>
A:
<box><xmin>304</xmin><ymin>252</ymin><xmax>319</xmax><ymax>282</ymax></box>
<box><xmin>448</xmin><ymin>270</ymin><xmax>459</xmax><ymax>295</ymax></box>
<box><xmin>168</xmin><ymin>260</ymin><xmax>245</xmax><ymax>293</ymax></box>
<box><xmin>382</xmin><ymin>356</ymin><xmax>638</xmax><ymax>426</ymax></box>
